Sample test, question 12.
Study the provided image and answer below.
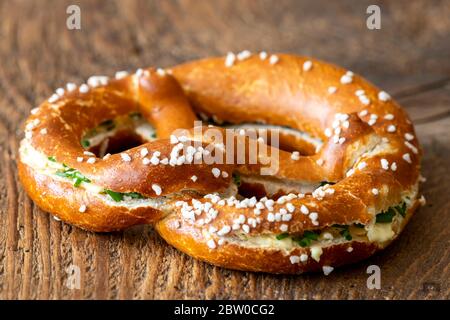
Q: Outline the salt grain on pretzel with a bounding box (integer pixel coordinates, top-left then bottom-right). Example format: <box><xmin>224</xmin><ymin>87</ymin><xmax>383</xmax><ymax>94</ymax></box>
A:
<box><xmin>328</xmin><ymin>86</ymin><xmax>337</xmax><ymax>94</ymax></box>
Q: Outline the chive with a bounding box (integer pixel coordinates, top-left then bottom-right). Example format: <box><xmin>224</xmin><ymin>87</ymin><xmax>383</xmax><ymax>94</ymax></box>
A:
<box><xmin>104</xmin><ymin>189</ymin><xmax>124</xmax><ymax>202</ymax></box>
<box><xmin>76</xmin><ymin>173</ymin><xmax>90</xmax><ymax>183</ymax></box>
<box><xmin>395</xmin><ymin>202</ymin><xmax>407</xmax><ymax>217</ymax></box>
<box><xmin>375</xmin><ymin>202</ymin><xmax>407</xmax><ymax>223</ymax></box>
<box><xmin>73</xmin><ymin>178</ymin><xmax>82</xmax><ymax>187</ymax></box>
<box><xmin>55</xmin><ymin>166</ymin><xmax>90</xmax><ymax>187</ymax></box>
<box><xmin>303</xmin><ymin>231</ymin><xmax>319</xmax><ymax>240</ymax></box>
<box><xmin>56</xmin><ymin>171</ymin><xmax>69</xmax><ymax>178</ymax></box>
<box><xmin>376</xmin><ymin>208</ymin><xmax>396</xmax><ymax>223</ymax></box>
<box><xmin>81</xmin><ymin>139</ymin><xmax>90</xmax><ymax>148</ymax></box>
<box><xmin>332</xmin><ymin>224</ymin><xmax>352</xmax><ymax>240</ymax></box>
<box><xmin>292</xmin><ymin>235</ymin><xmax>310</xmax><ymax>247</ymax></box>
<box><xmin>48</xmin><ymin>156</ymin><xmax>56</xmax><ymax>162</ymax></box>
<box><xmin>340</xmin><ymin>228</ymin><xmax>352</xmax><ymax>241</ymax></box>
<box><xmin>125</xmin><ymin>192</ymin><xmax>144</xmax><ymax>199</ymax></box>
<box><xmin>103</xmin><ymin>190</ymin><xmax>144</xmax><ymax>201</ymax></box>
<box><xmin>233</xmin><ymin>173</ymin><xmax>241</xmax><ymax>187</ymax></box>
<box><xmin>354</xmin><ymin>223</ymin><xmax>365</xmax><ymax>228</ymax></box>
<box><xmin>276</xmin><ymin>233</ymin><xmax>289</xmax><ymax>240</ymax></box>
<box><xmin>293</xmin><ymin>230</ymin><xmax>319</xmax><ymax>247</ymax></box>
<box><xmin>297</xmin><ymin>238</ymin><xmax>311</xmax><ymax>247</ymax></box>
<box><xmin>150</xmin><ymin>132</ymin><xmax>157</xmax><ymax>139</ymax></box>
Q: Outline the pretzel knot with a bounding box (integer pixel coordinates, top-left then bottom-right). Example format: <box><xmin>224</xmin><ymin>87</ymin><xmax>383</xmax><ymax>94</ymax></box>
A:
<box><xmin>19</xmin><ymin>54</ymin><xmax>422</xmax><ymax>274</ymax></box>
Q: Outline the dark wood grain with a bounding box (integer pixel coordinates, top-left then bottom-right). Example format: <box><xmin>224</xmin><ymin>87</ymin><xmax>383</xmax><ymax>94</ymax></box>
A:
<box><xmin>0</xmin><ymin>0</ymin><xmax>449</xmax><ymax>300</ymax></box>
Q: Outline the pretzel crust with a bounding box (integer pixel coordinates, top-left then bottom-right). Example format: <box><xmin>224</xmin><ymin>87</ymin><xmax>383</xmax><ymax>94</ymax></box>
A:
<box><xmin>18</xmin><ymin>54</ymin><xmax>422</xmax><ymax>274</ymax></box>
<box><xmin>156</xmin><ymin>200</ymin><xmax>419</xmax><ymax>273</ymax></box>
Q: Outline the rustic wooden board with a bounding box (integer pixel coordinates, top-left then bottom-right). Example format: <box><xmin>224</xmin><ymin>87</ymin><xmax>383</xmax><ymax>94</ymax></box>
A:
<box><xmin>0</xmin><ymin>0</ymin><xmax>449</xmax><ymax>300</ymax></box>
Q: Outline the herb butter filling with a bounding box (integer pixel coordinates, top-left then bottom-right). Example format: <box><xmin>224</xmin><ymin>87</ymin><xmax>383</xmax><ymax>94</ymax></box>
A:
<box><xmin>52</xmin><ymin>160</ymin><xmax>91</xmax><ymax>187</ymax></box>
<box><xmin>45</xmin><ymin>154</ymin><xmax>148</xmax><ymax>202</ymax></box>
<box><xmin>270</xmin><ymin>201</ymin><xmax>408</xmax><ymax>247</ymax></box>
<box><xmin>103</xmin><ymin>189</ymin><xmax>145</xmax><ymax>202</ymax></box>
<box><xmin>22</xmin><ymin>135</ymin><xmax>412</xmax><ymax>242</ymax></box>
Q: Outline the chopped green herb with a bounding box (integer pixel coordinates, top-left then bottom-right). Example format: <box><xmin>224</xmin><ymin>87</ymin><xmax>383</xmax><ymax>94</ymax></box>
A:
<box><xmin>55</xmin><ymin>166</ymin><xmax>91</xmax><ymax>187</ymax></box>
<box><xmin>354</xmin><ymin>223</ymin><xmax>365</xmax><ymax>228</ymax></box>
<box><xmin>73</xmin><ymin>178</ymin><xmax>83</xmax><ymax>187</ymax></box>
<box><xmin>150</xmin><ymin>132</ymin><xmax>157</xmax><ymax>139</ymax></box>
<box><xmin>48</xmin><ymin>156</ymin><xmax>56</xmax><ymax>162</ymax></box>
<box><xmin>376</xmin><ymin>207</ymin><xmax>396</xmax><ymax>223</ymax></box>
<box><xmin>395</xmin><ymin>202</ymin><xmax>407</xmax><ymax>217</ymax></box>
<box><xmin>297</xmin><ymin>238</ymin><xmax>310</xmax><ymax>247</ymax></box>
<box><xmin>340</xmin><ymin>227</ymin><xmax>352</xmax><ymax>241</ymax></box>
<box><xmin>293</xmin><ymin>230</ymin><xmax>319</xmax><ymax>247</ymax></box>
<box><xmin>125</xmin><ymin>192</ymin><xmax>144</xmax><ymax>199</ymax></box>
<box><xmin>332</xmin><ymin>224</ymin><xmax>353</xmax><ymax>241</ymax></box>
<box><xmin>55</xmin><ymin>172</ymin><xmax>68</xmax><ymax>178</ymax></box>
<box><xmin>81</xmin><ymin>139</ymin><xmax>90</xmax><ymax>148</ymax></box>
<box><xmin>276</xmin><ymin>233</ymin><xmax>289</xmax><ymax>240</ymax></box>
<box><xmin>103</xmin><ymin>190</ymin><xmax>144</xmax><ymax>202</ymax></box>
<box><xmin>233</xmin><ymin>173</ymin><xmax>241</xmax><ymax>187</ymax></box>
<box><xmin>376</xmin><ymin>202</ymin><xmax>407</xmax><ymax>223</ymax></box>
<box><xmin>56</xmin><ymin>168</ymin><xmax>73</xmax><ymax>176</ymax></box>
<box><xmin>303</xmin><ymin>231</ymin><xmax>319</xmax><ymax>240</ymax></box>
<box><xmin>104</xmin><ymin>189</ymin><xmax>124</xmax><ymax>202</ymax></box>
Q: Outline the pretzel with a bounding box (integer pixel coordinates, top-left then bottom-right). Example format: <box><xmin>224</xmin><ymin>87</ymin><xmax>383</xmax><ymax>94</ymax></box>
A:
<box><xmin>18</xmin><ymin>53</ymin><xmax>423</xmax><ymax>275</ymax></box>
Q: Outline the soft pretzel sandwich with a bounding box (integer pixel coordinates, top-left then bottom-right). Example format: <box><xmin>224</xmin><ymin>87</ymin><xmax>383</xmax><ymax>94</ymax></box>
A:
<box><xmin>18</xmin><ymin>53</ymin><xmax>423</xmax><ymax>274</ymax></box>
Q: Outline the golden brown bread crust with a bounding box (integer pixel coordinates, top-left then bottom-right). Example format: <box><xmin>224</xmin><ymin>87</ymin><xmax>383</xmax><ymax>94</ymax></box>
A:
<box><xmin>18</xmin><ymin>161</ymin><xmax>152</xmax><ymax>231</ymax></box>
<box><xmin>155</xmin><ymin>192</ymin><xmax>420</xmax><ymax>274</ymax></box>
<box><xmin>23</xmin><ymin>73</ymin><xmax>232</xmax><ymax>199</ymax></box>
<box><xmin>171</xmin><ymin>55</ymin><xmax>420</xmax><ymax>185</ymax></box>
<box><xmin>156</xmin><ymin>218</ymin><xmax>380</xmax><ymax>274</ymax></box>
<box><xmin>18</xmin><ymin>53</ymin><xmax>423</xmax><ymax>274</ymax></box>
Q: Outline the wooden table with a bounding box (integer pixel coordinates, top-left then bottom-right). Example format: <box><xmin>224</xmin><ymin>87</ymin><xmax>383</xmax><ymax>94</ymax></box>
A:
<box><xmin>0</xmin><ymin>0</ymin><xmax>449</xmax><ymax>300</ymax></box>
